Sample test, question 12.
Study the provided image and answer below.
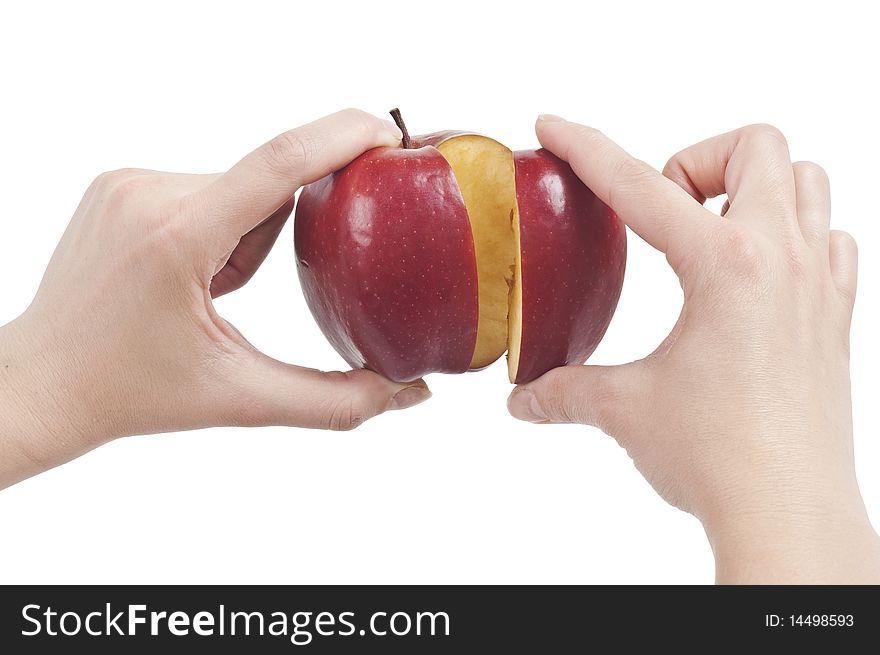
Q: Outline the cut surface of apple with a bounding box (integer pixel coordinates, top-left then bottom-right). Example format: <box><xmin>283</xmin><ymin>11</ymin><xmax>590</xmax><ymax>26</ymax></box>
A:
<box><xmin>506</xmin><ymin>200</ymin><xmax>524</xmax><ymax>381</ymax></box>
<box><xmin>435</xmin><ymin>136</ymin><xmax>517</xmax><ymax>370</ymax></box>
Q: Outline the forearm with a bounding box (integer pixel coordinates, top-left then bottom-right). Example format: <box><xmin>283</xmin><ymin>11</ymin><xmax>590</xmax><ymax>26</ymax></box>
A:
<box><xmin>0</xmin><ymin>317</ymin><xmax>101</xmax><ymax>489</ymax></box>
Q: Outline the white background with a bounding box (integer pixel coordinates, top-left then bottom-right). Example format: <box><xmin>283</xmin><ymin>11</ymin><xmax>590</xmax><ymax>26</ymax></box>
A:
<box><xmin>0</xmin><ymin>0</ymin><xmax>877</xmax><ymax>584</ymax></box>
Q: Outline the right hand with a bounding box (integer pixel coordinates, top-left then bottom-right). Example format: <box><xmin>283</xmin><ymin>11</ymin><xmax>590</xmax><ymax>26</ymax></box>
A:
<box><xmin>508</xmin><ymin>116</ymin><xmax>880</xmax><ymax>583</ymax></box>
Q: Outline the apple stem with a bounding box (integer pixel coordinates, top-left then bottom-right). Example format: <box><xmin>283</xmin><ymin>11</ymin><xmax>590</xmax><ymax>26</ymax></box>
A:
<box><xmin>389</xmin><ymin>108</ymin><xmax>413</xmax><ymax>149</ymax></box>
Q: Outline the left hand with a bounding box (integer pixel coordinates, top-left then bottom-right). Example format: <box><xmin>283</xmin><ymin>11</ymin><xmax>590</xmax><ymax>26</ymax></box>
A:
<box><xmin>0</xmin><ymin>109</ymin><xmax>429</xmax><ymax>489</ymax></box>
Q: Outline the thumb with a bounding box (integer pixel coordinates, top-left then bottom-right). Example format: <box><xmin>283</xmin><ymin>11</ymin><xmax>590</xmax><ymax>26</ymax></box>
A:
<box><xmin>227</xmin><ymin>355</ymin><xmax>431</xmax><ymax>431</ymax></box>
<box><xmin>507</xmin><ymin>363</ymin><xmax>644</xmax><ymax>434</ymax></box>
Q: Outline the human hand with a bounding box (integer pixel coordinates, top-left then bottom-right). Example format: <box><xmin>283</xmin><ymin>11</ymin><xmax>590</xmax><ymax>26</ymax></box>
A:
<box><xmin>0</xmin><ymin>109</ymin><xmax>430</xmax><ymax>489</ymax></box>
<box><xmin>508</xmin><ymin>116</ymin><xmax>880</xmax><ymax>583</ymax></box>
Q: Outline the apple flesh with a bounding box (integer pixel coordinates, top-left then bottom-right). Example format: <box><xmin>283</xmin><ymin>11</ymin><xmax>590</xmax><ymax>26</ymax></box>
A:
<box><xmin>433</xmin><ymin>135</ymin><xmax>518</xmax><ymax>369</ymax></box>
<box><xmin>294</xmin><ymin>112</ymin><xmax>625</xmax><ymax>385</ymax></box>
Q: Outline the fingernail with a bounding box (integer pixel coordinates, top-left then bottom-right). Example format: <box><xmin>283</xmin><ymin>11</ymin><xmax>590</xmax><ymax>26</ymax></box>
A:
<box><xmin>537</xmin><ymin>114</ymin><xmax>565</xmax><ymax>123</ymax></box>
<box><xmin>381</xmin><ymin>119</ymin><xmax>404</xmax><ymax>141</ymax></box>
<box><xmin>507</xmin><ymin>388</ymin><xmax>548</xmax><ymax>423</ymax></box>
<box><xmin>389</xmin><ymin>384</ymin><xmax>432</xmax><ymax>410</ymax></box>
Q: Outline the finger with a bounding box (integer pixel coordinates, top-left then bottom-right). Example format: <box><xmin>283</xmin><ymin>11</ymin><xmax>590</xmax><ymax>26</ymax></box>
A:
<box><xmin>535</xmin><ymin>116</ymin><xmax>711</xmax><ymax>267</ymax></box>
<box><xmin>792</xmin><ymin>161</ymin><xmax>831</xmax><ymax>247</ymax></box>
<box><xmin>210</xmin><ymin>196</ymin><xmax>294</xmax><ymax>298</ymax></box>
<box><xmin>196</xmin><ymin>109</ymin><xmax>401</xmax><ymax>246</ymax></box>
<box><xmin>225</xmin><ymin>355</ymin><xmax>431</xmax><ymax>430</ymax></box>
<box><xmin>661</xmin><ymin>124</ymin><xmax>797</xmax><ymax>230</ymax></box>
<box><xmin>829</xmin><ymin>230</ymin><xmax>858</xmax><ymax>308</ymax></box>
<box><xmin>507</xmin><ymin>362</ymin><xmax>644</xmax><ymax>435</ymax></box>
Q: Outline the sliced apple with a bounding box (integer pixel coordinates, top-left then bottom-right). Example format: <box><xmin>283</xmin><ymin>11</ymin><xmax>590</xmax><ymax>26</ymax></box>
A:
<box><xmin>296</xmin><ymin>111</ymin><xmax>625</xmax><ymax>386</ymax></box>
<box><xmin>433</xmin><ymin>141</ymin><xmax>624</xmax><ymax>384</ymax></box>
<box><xmin>294</xmin><ymin>146</ymin><xmax>480</xmax><ymax>384</ymax></box>
<box><xmin>436</xmin><ymin>136</ymin><xmax>518</xmax><ymax>369</ymax></box>
<box><xmin>507</xmin><ymin>149</ymin><xmax>627</xmax><ymax>384</ymax></box>
<box><xmin>416</xmin><ymin>140</ymin><xmax>626</xmax><ymax>384</ymax></box>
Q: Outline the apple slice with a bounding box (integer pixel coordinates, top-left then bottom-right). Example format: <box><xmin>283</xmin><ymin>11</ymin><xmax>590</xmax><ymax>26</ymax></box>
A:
<box><xmin>422</xmin><ymin>137</ymin><xmax>624</xmax><ymax>384</ymax></box>
<box><xmin>294</xmin><ymin>146</ymin><xmax>480</xmax><ymax>383</ymax></box>
<box><xmin>507</xmin><ymin>149</ymin><xmax>627</xmax><ymax>384</ymax></box>
<box><xmin>435</xmin><ymin>136</ymin><xmax>518</xmax><ymax>369</ymax></box>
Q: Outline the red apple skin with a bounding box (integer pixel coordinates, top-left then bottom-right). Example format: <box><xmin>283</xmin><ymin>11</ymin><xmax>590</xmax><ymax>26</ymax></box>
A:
<box><xmin>294</xmin><ymin>144</ymin><xmax>479</xmax><ymax>383</ymax></box>
<box><xmin>512</xmin><ymin>149</ymin><xmax>626</xmax><ymax>384</ymax></box>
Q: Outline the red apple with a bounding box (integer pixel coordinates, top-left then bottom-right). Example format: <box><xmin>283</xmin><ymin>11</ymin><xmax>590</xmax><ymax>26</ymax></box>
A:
<box><xmin>294</xmin><ymin>145</ymin><xmax>478</xmax><ymax>383</ymax></box>
<box><xmin>294</xmin><ymin>111</ymin><xmax>625</xmax><ymax>384</ymax></box>
<box><xmin>507</xmin><ymin>149</ymin><xmax>626</xmax><ymax>384</ymax></box>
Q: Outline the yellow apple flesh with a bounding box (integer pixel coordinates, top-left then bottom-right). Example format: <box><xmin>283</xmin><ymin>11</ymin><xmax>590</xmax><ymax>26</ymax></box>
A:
<box><xmin>435</xmin><ymin>136</ymin><xmax>518</xmax><ymax>370</ymax></box>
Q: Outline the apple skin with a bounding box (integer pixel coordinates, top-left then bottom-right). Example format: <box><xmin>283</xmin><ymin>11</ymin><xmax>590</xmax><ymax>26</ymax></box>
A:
<box><xmin>294</xmin><ymin>143</ymin><xmax>479</xmax><ymax>383</ymax></box>
<box><xmin>512</xmin><ymin>149</ymin><xmax>626</xmax><ymax>384</ymax></box>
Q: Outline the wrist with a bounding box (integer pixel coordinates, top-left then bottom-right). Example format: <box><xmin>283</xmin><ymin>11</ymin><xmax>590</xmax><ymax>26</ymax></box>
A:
<box><xmin>0</xmin><ymin>314</ymin><xmax>109</xmax><ymax>488</ymax></box>
<box><xmin>705</xmin><ymin>491</ymin><xmax>880</xmax><ymax>584</ymax></box>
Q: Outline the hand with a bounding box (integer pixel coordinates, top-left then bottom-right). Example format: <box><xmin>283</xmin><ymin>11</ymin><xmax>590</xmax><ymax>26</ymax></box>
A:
<box><xmin>0</xmin><ymin>109</ymin><xmax>430</xmax><ymax>490</ymax></box>
<box><xmin>508</xmin><ymin>116</ymin><xmax>880</xmax><ymax>583</ymax></box>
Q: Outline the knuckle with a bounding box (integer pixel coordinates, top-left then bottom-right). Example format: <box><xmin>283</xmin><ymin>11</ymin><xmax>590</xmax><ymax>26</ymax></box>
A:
<box><xmin>91</xmin><ymin>171</ymin><xmax>114</xmax><ymax>189</ymax></box>
<box><xmin>91</xmin><ymin>168</ymin><xmax>139</xmax><ymax>192</ymax></box>
<box><xmin>588</xmin><ymin>370</ymin><xmax>628</xmax><ymax>432</ymax></box>
<box><xmin>327</xmin><ymin>399</ymin><xmax>366</xmax><ymax>431</ymax></box>
<box><xmin>830</xmin><ymin>230</ymin><xmax>858</xmax><ymax>302</ymax></box>
<box><xmin>322</xmin><ymin>370</ymin><xmax>352</xmax><ymax>385</ymax></box>
<box><xmin>97</xmin><ymin>167</ymin><xmax>141</xmax><ymax>183</ymax></box>
<box><xmin>606</xmin><ymin>158</ymin><xmax>663</xmax><ymax>227</ymax></box>
<box><xmin>793</xmin><ymin>160</ymin><xmax>828</xmax><ymax>185</ymax></box>
<box><xmin>323</xmin><ymin>370</ymin><xmax>375</xmax><ymax>431</ymax></box>
<box><xmin>106</xmin><ymin>177</ymin><xmax>145</xmax><ymax>205</ymax></box>
<box><xmin>538</xmin><ymin>368</ymin><xmax>588</xmax><ymax>424</ymax></box>
<box><xmin>99</xmin><ymin>171</ymin><xmax>160</xmax><ymax>213</ymax></box>
<box><xmin>338</xmin><ymin>107</ymin><xmax>373</xmax><ymax>125</ymax></box>
<box><xmin>660</xmin><ymin>153</ymin><xmax>685</xmax><ymax>181</ymax></box>
<box><xmin>714</xmin><ymin>225</ymin><xmax>769</xmax><ymax>277</ymax></box>
<box><xmin>335</xmin><ymin>108</ymin><xmax>380</xmax><ymax>143</ymax></box>
<box><xmin>569</xmin><ymin>124</ymin><xmax>605</xmax><ymax>148</ymax></box>
<box><xmin>617</xmin><ymin>158</ymin><xmax>655</xmax><ymax>188</ymax></box>
<box><xmin>265</xmin><ymin>129</ymin><xmax>317</xmax><ymax>175</ymax></box>
<box><xmin>537</xmin><ymin>366</ymin><xmax>629</xmax><ymax>432</ymax></box>
<box><xmin>537</xmin><ymin>370</ymin><xmax>571</xmax><ymax>417</ymax></box>
<box><xmin>660</xmin><ymin>152</ymin><xmax>700</xmax><ymax>200</ymax></box>
<box><xmin>831</xmin><ymin>229</ymin><xmax>857</xmax><ymax>250</ymax></box>
<box><xmin>608</xmin><ymin>157</ymin><xmax>654</xmax><ymax>200</ymax></box>
<box><xmin>742</xmin><ymin>123</ymin><xmax>789</xmax><ymax>150</ymax></box>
